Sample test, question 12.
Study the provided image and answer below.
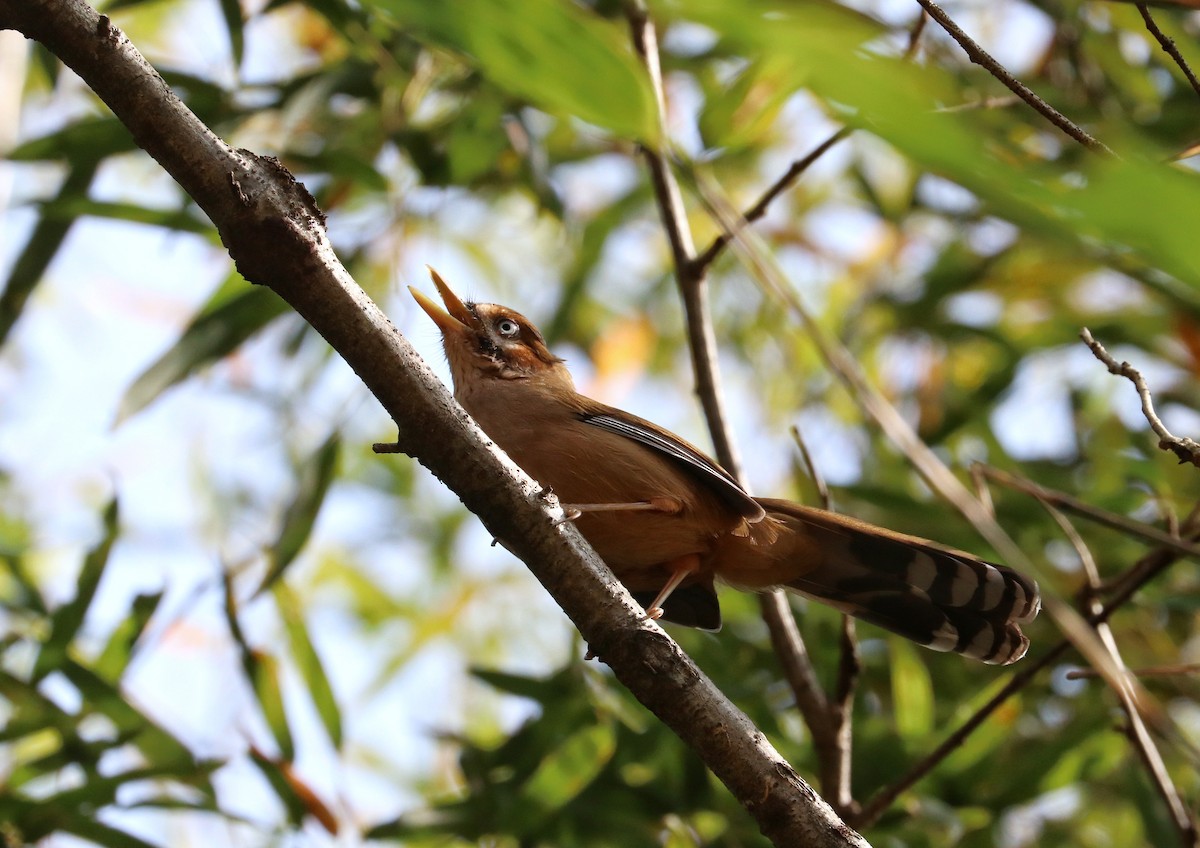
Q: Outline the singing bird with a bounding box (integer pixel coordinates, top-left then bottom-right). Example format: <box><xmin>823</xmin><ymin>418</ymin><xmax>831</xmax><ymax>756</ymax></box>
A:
<box><xmin>411</xmin><ymin>270</ymin><xmax>1039</xmax><ymax>664</ymax></box>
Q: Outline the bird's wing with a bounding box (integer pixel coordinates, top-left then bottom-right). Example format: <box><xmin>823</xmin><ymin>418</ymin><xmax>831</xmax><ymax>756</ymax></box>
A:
<box><xmin>579</xmin><ymin>409</ymin><xmax>766</xmax><ymax>523</ymax></box>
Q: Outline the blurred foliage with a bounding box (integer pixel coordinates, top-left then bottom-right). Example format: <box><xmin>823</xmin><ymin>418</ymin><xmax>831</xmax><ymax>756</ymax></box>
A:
<box><xmin>3</xmin><ymin>0</ymin><xmax>1200</xmax><ymax>846</ymax></box>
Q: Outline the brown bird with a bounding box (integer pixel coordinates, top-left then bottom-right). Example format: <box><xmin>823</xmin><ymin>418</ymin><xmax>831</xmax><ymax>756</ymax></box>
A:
<box><xmin>411</xmin><ymin>269</ymin><xmax>1039</xmax><ymax>665</ymax></box>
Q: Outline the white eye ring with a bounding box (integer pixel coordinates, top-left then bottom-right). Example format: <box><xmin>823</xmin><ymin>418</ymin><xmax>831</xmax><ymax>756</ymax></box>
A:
<box><xmin>496</xmin><ymin>318</ymin><xmax>520</xmax><ymax>338</ymax></box>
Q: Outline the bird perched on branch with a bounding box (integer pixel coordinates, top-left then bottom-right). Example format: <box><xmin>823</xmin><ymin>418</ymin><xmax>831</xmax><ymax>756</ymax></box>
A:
<box><xmin>411</xmin><ymin>269</ymin><xmax>1039</xmax><ymax>665</ymax></box>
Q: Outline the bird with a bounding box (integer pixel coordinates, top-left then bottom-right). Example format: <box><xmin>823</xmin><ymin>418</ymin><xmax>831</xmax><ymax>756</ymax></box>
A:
<box><xmin>410</xmin><ymin>268</ymin><xmax>1040</xmax><ymax>665</ymax></box>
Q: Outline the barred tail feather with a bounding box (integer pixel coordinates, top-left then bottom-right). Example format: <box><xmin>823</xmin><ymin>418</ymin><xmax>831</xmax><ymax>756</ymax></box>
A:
<box><xmin>764</xmin><ymin>502</ymin><xmax>1040</xmax><ymax>665</ymax></box>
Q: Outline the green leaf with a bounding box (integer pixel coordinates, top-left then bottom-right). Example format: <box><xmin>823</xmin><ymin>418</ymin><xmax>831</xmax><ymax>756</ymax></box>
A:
<box><xmin>369</xmin><ymin>0</ymin><xmax>659</xmax><ymax>142</ymax></box>
<box><xmin>116</xmin><ymin>281</ymin><xmax>290</xmax><ymax>423</ymax></box>
<box><xmin>518</xmin><ymin>721</ymin><xmax>616</xmax><ymax>812</ymax></box>
<box><xmin>667</xmin><ymin>0</ymin><xmax>1200</xmax><ymax>297</ymax></box>
<box><xmin>889</xmin><ymin>638</ymin><xmax>934</xmax><ymax>742</ymax></box>
<box><xmin>223</xmin><ymin>574</ymin><xmax>295</xmax><ymax>760</ymax></box>
<box><xmin>248</xmin><ymin>748</ymin><xmax>339</xmax><ymax>833</ymax></box>
<box><xmin>0</xmin><ymin>158</ymin><xmax>101</xmax><ymax>346</ymax></box>
<box><xmin>35</xmin><ymin>813</ymin><xmax>160</xmax><ymax>848</ymax></box>
<box><xmin>218</xmin><ymin>0</ymin><xmax>245</xmax><ymax>70</ymax></box>
<box><xmin>471</xmin><ymin>666</ymin><xmax>565</xmax><ymax>701</ymax></box>
<box><xmin>698</xmin><ymin>56</ymin><xmax>795</xmax><ymax>152</ymax></box>
<box><xmin>32</xmin><ymin>499</ymin><xmax>119</xmax><ymax>683</ymax></box>
<box><xmin>6</xmin><ymin>117</ymin><xmax>136</xmax><ymax>162</ymax></box>
<box><xmin>59</xmin><ymin>661</ymin><xmax>202</xmax><ymax>774</ymax></box>
<box><xmin>273</xmin><ymin>584</ymin><xmax>343</xmax><ymax>748</ymax></box>
<box><xmin>35</xmin><ymin>196</ymin><xmax>214</xmax><ymax>234</ymax></box>
<box><xmin>93</xmin><ymin>591</ymin><xmax>164</xmax><ymax>682</ymax></box>
<box><xmin>256</xmin><ymin>433</ymin><xmax>340</xmax><ymax>596</ymax></box>
<box><xmin>0</xmin><ymin>668</ymin><xmax>78</xmax><ymax>745</ymax></box>
<box><xmin>251</xmin><ymin>650</ymin><xmax>295</xmax><ymax>761</ymax></box>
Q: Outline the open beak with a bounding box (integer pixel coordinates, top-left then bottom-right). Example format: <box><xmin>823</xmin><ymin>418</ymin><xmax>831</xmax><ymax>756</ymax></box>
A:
<box><xmin>409</xmin><ymin>267</ymin><xmax>478</xmax><ymax>337</ymax></box>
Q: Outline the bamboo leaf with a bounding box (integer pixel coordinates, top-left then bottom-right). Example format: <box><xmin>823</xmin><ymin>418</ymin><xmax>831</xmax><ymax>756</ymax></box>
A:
<box><xmin>369</xmin><ymin>0</ymin><xmax>659</xmax><ymax>142</ymax></box>
<box><xmin>223</xmin><ymin>573</ymin><xmax>295</xmax><ymax>760</ymax></box>
<box><xmin>256</xmin><ymin>433</ymin><xmax>340</xmax><ymax>596</ymax></box>
<box><xmin>518</xmin><ymin>721</ymin><xmax>616</xmax><ymax>812</ymax></box>
<box><xmin>273</xmin><ymin>583</ymin><xmax>343</xmax><ymax>748</ymax></box>
<box><xmin>218</xmin><ymin>0</ymin><xmax>245</xmax><ymax>69</ymax></box>
<box><xmin>116</xmin><ymin>282</ymin><xmax>290</xmax><ymax>423</ymax></box>
<box><xmin>889</xmin><ymin>638</ymin><xmax>934</xmax><ymax>742</ymax></box>
<box><xmin>32</xmin><ymin>499</ymin><xmax>119</xmax><ymax>683</ymax></box>
<box><xmin>0</xmin><ymin>158</ymin><xmax>100</xmax><ymax>346</ymax></box>
<box><xmin>93</xmin><ymin>591</ymin><xmax>163</xmax><ymax>682</ymax></box>
<box><xmin>248</xmin><ymin>747</ymin><xmax>339</xmax><ymax>834</ymax></box>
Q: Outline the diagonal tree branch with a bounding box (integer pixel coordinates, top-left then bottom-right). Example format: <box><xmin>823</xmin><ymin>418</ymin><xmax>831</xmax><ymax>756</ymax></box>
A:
<box><xmin>914</xmin><ymin>0</ymin><xmax>1112</xmax><ymax>155</ymax></box>
<box><xmin>690</xmin><ymin>128</ymin><xmax>850</xmax><ymax>275</ymax></box>
<box><xmin>977</xmin><ymin>464</ymin><xmax>1200</xmax><ymax>558</ymax></box>
<box><xmin>1038</xmin><ymin>501</ymin><xmax>1196</xmax><ymax>846</ymax></box>
<box><xmin>0</xmin><ymin>2</ymin><xmax>866</xmax><ymax>845</ymax></box>
<box><xmin>1135</xmin><ymin>3</ymin><xmax>1200</xmax><ymax>102</ymax></box>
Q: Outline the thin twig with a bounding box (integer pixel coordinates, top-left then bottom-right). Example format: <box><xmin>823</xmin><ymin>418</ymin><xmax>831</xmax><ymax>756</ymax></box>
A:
<box><xmin>1106</xmin><ymin>499</ymin><xmax>1200</xmax><ymax>599</ymax></box>
<box><xmin>787</xmin><ymin>424</ymin><xmax>860</xmax><ymax>816</ymax></box>
<box><xmin>934</xmin><ymin>94</ymin><xmax>1022</xmax><ymax>113</ymax></box>
<box><xmin>1067</xmin><ymin>663</ymin><xmax>1200</xmax><ymax>680</ymax></box>
<box><xmin>829</xmin><ymin>615</ymin><xmax>860</xmax><ymax>817</ymax></box>
<box><xmin>1136</xmin><ymin>3</ymin><xmax>1200</xmax><ymax>102</ymax></box>
<box><xmin>914</xmin><ymin>0</ymin><xmax>1112</xmax><ymax>155</ymax></box>
<box><xmin>976</xmin><ymin>465</ymin><xmax>1200</xmax><ymax>561</ymax></box>
<box><xmin>626</xmin><ymin>1</ymin><xmax>741</xmax><ymax>474</ymax></box>
<box><xmin>690</xmin><ymin>128</ymin><xmax>850</xmax><ymax>274</ymax></box>
<box><xmin>625</xmin><ymin>0</ymin><xmax>858</xmax><ymax>814</ymax></box>
<box><xmin>1038</xmin><ymin>500</ymin><xmax>1197</xmax><ymax>846</ymax></box>
<box><xmin>969</xmin><ymin>463</ymin><xmax>996</xmax><ymax>519</ymax></box>
<box><xmin>790</xmin><ymin>424</ymin><xmax>832</xmax><ymax>512</ymax></box>
<box><xmin>904</xmin><ymin>10</ymin><xmax>928</xmax><ymax>60</ymax></box>
<box><xmin>1081</xmin><ymin>328</ymin><xmax>1200</xmax><ymax>467</ymax></box>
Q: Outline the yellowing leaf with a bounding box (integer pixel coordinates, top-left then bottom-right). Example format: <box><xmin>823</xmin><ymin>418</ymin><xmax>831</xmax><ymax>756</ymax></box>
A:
<box><xmin>590</xmin><ymin>315</ymin><xmax>656</xmax><ymax>382</ymax></box>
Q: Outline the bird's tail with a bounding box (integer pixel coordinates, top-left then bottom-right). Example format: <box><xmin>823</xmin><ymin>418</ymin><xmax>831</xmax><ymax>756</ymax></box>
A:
<box><xmin>758</xmin><ymin>499</ymin><xmax>1040</xmax><ymax>665</ymax></box>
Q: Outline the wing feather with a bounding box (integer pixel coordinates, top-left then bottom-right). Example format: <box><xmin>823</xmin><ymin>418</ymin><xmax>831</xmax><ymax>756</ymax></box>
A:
<box><xmin>580</xmin><ymin>411</ymin><xmax>765</xmax><ymax>523</ymax></box>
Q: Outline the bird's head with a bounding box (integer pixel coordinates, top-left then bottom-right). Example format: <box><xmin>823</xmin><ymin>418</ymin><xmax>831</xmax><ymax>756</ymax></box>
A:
<box><xmin>410</xmin><ymin>268</ymin><xmax>571</xmax><ymax>392</ymax></box>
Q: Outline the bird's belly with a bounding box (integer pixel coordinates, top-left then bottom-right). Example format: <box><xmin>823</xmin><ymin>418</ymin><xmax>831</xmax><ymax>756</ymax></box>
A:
<box><xmin>494</xmin><ymin>426</ymin><xmax>732</xmax><ymax>579</ymax></box>
<box><xmin>572</xmin><ymin>511</ymin><xmax>713</xmax><ymax>572</ymax></box>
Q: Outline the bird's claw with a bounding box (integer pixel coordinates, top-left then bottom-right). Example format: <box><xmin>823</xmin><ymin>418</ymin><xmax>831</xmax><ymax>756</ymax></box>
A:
<box><xmin>553</xmin><ymin>508</ymin><xmax>582</xmax><ymax>526</ymax></box>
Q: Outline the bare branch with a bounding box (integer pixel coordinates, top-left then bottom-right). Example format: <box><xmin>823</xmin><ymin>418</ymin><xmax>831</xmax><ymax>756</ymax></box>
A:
<box><xmin>1136</xmin><ymin>3</ymin><xmax>1200</xmax><ymax>101</ymax></box>
<box><xmin>914</xmin><ymin>0</ymin><xmax>1112</xmax><ymax>154</ymax></box>
<box><xmin>1067</xmin><ymin>663</ymin><xmax>1200</xmax><ymax>680</ymax></box>
<box><xmin>1081</xmin><ymin>328</ymin><xmax>1200</xmax><ymax>467</ymax></box>
<box><xmin>0</xmin><ymin>2</ymin><xmax>868</xmax><ymax>844</ymax></box>
<box><xmin>904</xmin><ymin>10</ymin><xmax>928</xmax><ymax>60</ymax></box>
<box><xmin>625</xmin><ymin>1</ymin><xmax>742</xmax><ymax>473</ymax></box>
<box><xmin>789</xmin><ymin>423</ymin><xmax>859</xmax><ymax>816</ymax></box>
<box><xmin>691</xmin><ymin>128</ymin><xmax>850</xmax><ymax>274</ymax></box>
<box><xmin>1038</xmin><ymin>500</ymin><xmax>1197</xmax><ymax>846</ymax></box>
<box><xmin>623</xmin><ymin>1</ymin><xmax>864</xmax><ymax>838</ymax></box>
<box><xmin>977</xmin><ymin>465</ymin><xmax>1200</xmax><ymax>561</ymax></box>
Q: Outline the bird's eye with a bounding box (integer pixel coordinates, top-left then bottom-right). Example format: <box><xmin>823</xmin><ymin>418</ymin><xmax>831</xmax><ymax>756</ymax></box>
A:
<box><xmin>495</xmin><ymin>318</ymin><xmax>520</xmax><ymax>338</ymax></box>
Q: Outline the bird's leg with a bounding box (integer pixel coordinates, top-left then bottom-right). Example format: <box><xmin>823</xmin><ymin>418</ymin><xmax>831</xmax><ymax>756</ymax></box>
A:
<box><xmin>556</xmin><ymin>496</ymin><xmax>682</xmax><ymax>523</ymax></box>
<box><xmin>644</xmin><ymin>553</ymin><xmax>700</xmax><ymax>621</ymax></box>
